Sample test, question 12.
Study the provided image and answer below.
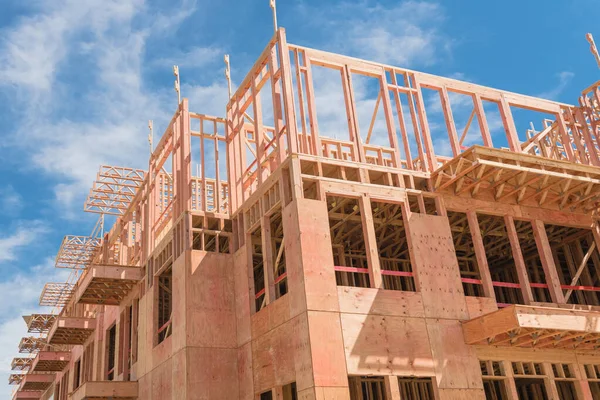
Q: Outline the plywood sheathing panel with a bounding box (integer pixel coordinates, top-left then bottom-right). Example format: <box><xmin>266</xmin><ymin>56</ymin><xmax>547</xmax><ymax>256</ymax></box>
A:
<box><xmin>282</xmin><ymin>199</ymin><xmax>340</xmax><ymax>316</ymax></box>
<box><xmin>407</xmin><ymin>213</ymin><xmax>468</xmax><ymax>319</ymax></box>
<box><xmin>233</xmin><ymin>245</ymin><xmax>252</xmax><ymax>347</ymax></box>
<box><xmin>70</xmin><ymin>381</ymin><xmax>138</xmax><ymax>400</ymax></box>
<box><xmin>341</xmin><ymin>313</ymin><xmax>434</xmax><ymax>376</ymax></box>
<box><xmin>337</xmin><ymin>287</ymin><xmax>425</xmax><ymax>317</ymax></box>
<box><xmin>426</xmin><ymin>319</ymin><xmax>483</xmax><ymax>390</ymax></box>
<box><xmin>185</xmin><ymin>347</ymin><xmax>239</xmax><ymax>399</ymax></box>
<box><xmin>465</xmin><ymin>296</ymin><xmax>498</xmax><ymax>319</ymax></box>
<box><xmin>187</xmin><ymin>251</ymin><xmax>236</xmax><ymax>349</ymax></box>
<box><xmin>237</xmin><ymin>342</ymin><xmax>253</xmax><ymax>400</ymax></box>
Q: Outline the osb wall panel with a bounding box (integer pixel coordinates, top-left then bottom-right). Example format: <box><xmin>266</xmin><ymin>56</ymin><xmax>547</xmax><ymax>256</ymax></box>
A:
<box><xmin>233</xmin><ymin>245</ymin><xmax>252</xmax><ymax>347</ymax></box>
<box><xmin>407</xmin><ymin>213</ymin><xmax>468</xmax><ymax>320</ymax></box>
<box><xmin>283</xmin><ymin>199</ymin><xmax>340</xmax><ymax>317</ymax></box>
<box><xmin>238</xmin><ymin>342</ymin><xmax>253</xmax><ymax>400</ymax></box>
<box><xmin>437</xmin><ymin>388</ymin><xmax>486</xmax><ymax>400</ymax></box>
<box><xmin>340</xmin><ymin>313</ymin><xmax>434</xmax><ymax>376</ymax></box>
<box><xmin>426</xmin><ymin>319</ymin><xmax>483</xmax><ymax>390</ymax></box>
<box><xmin>252</xmin><ymin>316</ymin><xmax>297</xmax><ymax>393</ymax></box>
<box><xmin>187</xmin><ymin>251</ymin><xmax>236</xmax><ymax>349</ymax></box>
<box><xmin>186</xmin><ymin>347</ymin><xmax>239</xmax><ymax>400</ymax></box>
<box><xmin>307</xmin><ymin>311</ymin><xmax>348</xmax><ymax>388</ymax></box>
<box><xmin>465</xmin><ymin>296</ymin><xmax>498</xmax><ymax>319</ymax></box>
<box><xmin>337</xmin><ymin>287</ymin><xmax>424</xmax><ymax>317</ymax></box>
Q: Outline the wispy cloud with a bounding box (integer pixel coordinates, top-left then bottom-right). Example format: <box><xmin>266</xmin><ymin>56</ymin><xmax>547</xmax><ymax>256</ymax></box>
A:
<box><xmin>0</xmin><ymin>0</ymin><xmax>223</xmax><ymax>215</ymax></box>
<box><xmin>536</xmin><ymin>71</ymin><xmax>574</xmax><ymax>101</ymax></box>
<box><xmin>0</xmin><ymin>185</ymin><xmax>22</xmax><ymax>215</ymax></box>
<box><xmin>0</xmin><ymin>221</ymin><xmax>48</xmax><ymax>263</ymax></box>
<box><xmin>0</xmin><ymin>258</ymin><xmax>69</xmax><ymax>398</ymax></box>
<box><xmin>297</xmin><ymin>1</ymin><xmax>452</xmax><ymax>67</ymax></box>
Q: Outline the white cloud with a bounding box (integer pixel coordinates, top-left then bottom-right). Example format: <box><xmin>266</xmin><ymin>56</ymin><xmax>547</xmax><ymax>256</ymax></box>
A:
<box><xmin>0</xmin><ymin>258</ymin><xmax>69</xmax><ymax>399</ymax></box>
<box><xmin>298</xmin><ymin>1</ymin><xmax>451</xmax><ymax>67</ymax></box>
<box><xmin>0</xmin><ymin>0</ymin><xmax>224</xmax><ymax>216</ymax></box>
<box><xmin>0</xmin><ymin>185</ymin><xmax>22</xmax><ymax>215</ymax></box>
<box><xmin>536</xmin><ymin>71</ymin><xmax>574</xmax><ymax>101</ymax></box>
<box><xmin>0</xmin><ymin>221</ymin><xmax>48</xmax><ymax>263</ymax></box>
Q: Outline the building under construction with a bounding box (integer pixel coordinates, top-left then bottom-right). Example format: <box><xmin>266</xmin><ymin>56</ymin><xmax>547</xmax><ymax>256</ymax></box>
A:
<box><xmin>7</xmin><ymin>27</ymin><xmax>600</xmax><ymax>400</ymax></box>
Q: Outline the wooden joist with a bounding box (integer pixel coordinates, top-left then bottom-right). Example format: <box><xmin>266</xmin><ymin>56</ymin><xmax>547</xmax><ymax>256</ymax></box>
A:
<box><xmin>462</xmin><ymin>305</ymin><xmax>600</xmax><ymax>350</ymax></box>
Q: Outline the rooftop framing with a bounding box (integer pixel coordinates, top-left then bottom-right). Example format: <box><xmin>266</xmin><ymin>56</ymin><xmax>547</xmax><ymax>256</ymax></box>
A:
<box><xmin>39</xmin><ymin>283</ymin><xmax>75</xmax><ymax>307</ymax></box>
<box><xmin>84</xmin><ymin>165</ymin><xmax>145</xmax><ymax>216</ymax></box>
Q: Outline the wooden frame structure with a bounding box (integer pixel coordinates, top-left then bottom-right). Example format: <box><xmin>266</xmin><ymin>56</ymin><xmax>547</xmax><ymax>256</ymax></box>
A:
<box><xmin>7</xmin><ymin>28</ymin><xmax>600</xmax><ymax>400</ymax></box>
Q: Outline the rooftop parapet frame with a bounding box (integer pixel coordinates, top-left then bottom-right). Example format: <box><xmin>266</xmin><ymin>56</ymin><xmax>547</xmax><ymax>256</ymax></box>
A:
<box><xmin>225</xmin><ymin>28</ymin><xmax>600</xmax><ymax>214</ymax></box>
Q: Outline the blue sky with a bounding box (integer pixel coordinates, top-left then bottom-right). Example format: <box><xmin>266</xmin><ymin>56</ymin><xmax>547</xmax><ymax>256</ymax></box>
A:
<box><xmin>0</xmin><ymin>0</ymin><xmax>598</xmax><ymax>395</ymax></box>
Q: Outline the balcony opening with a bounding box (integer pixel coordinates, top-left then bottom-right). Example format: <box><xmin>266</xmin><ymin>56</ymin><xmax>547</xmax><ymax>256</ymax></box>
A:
<box><xmin>251</xmin><ymin>225</ymin><xmax>265</xmax><ymax>312</ymax></box>
<box><xmin>106</xmin><ymin>324</ymin><xmax>116</xmax><ymax>381</ymax></box>
<box><xmin>478</xmin><ymin>215</ymin><xmax>524</xmax><ymax>305</ymax></box>
<box><xmin>73</xmin><ymin>357</ymin><xmax>81</xmax><ymax>389</ymax></box>
<box><xmin>327</xmin><ymin>196</ymin><xmax>370</xmax><ymax>288</ymax></box>
<box><xmin>514</xmin><ymin>220</ymin><xmax>552</xmax><ymax>303</ymax></box>
<box><xmin>448</xmin><ymin>211</ymin><xmax>485</xmax><ymax>297</ymax></box>
<box><xmin>546</xmin><ymin>224</ymin><xmax>600</xmax><ymax>306</ymax></box>
<box><xmin>157</xmin><ymin>265</ymin><xmax>172</xmax><ymax>344</ymax></box>
<box><xmin>371</xmin><ymin>200</ymin><xmax>415</xmax><ymax>291</ymax></box>
<box><xmin>269</xmin><ymin>210</ymin><xmax>287</xmax><ymax>300</ymax></box>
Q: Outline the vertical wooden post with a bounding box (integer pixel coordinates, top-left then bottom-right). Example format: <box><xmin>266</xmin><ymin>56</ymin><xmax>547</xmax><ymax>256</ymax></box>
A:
<box><xmin>504</xmin><ymin>216</ymin><xmax>534</xmax><ymax>304</ymax></box>
<box><xmin>532</xmin><ymin>220</ymin><xmax>566</xmax><ymax>304</ymax></box>
<box><xmin>499</xmin><ymin>95</ymin><xmax>520</xmax><ymax>152</ymax></box>
<box><xmin>359</xmin><ymin>195</ymin><xmax>383</xmax><ymax>289</ymax></box>
<box><xmin>467</xmin><ymin>211</ymin><xmax>496</xmax><ymax>300</ymax></box>
<box><xmin>251</xmin><ymin>76</ymin><xmax>264</xmax><ymax>186</ymax></box>
<box><xmin>276</xmin><ymin>28</ymin><xmax>299</xmax><ymax>155</ymax></box>
<box><xmin>412</xmin><ymin>76</ymin><xmax>437</xmax><ymax>172</ymax></box>
<box><xmin>379</xmin><ymin>73</ymin><xmax>402</xmax><ymax>169</ymax></box>
<box><xmin>180</xmin><ymin>99</ymin><xmax>192</xmax><ymax>214</ymax></box>
<box><xmin>502</xmin><ymin>361</ymin><xmax>520</xmax><ymax>400</ymax></box>
<box><xmin>440</xmin><ymin>87</ymin><xmax>461</xmax><ymax>156</ymax></box>
<box><xmin>473</xmin><ymin>93</ymin><xmax>493</xmax><ymax>147</ymax></box>
<box><xmin>384</xmin><ymin>376</ymin><xmax>401</xmax><ymax>400</ymax></box>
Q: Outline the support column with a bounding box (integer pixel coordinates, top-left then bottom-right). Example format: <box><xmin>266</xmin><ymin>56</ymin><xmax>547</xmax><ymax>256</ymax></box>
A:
<box><xmin>283</xmin><ymin>198</ymin><xmax>349</xmax><ymax>399</ymax></box>
<box><xmin>504</xmin><ymin>216</ymin><xmax>534</xmax><ymax>304</ymax></box>
<box><xmin>532</xmin><ymin>220</ymin><xmax>565</xmax><ymax>304</ymax></box>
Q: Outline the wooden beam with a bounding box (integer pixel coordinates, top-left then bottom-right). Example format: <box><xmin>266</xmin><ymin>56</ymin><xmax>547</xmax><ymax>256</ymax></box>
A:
<box><xmin>531</xmin><ymin>220</ymin><xmax>566</xmax><ymax>304</ymax></box>
<box><xmin>359</xmin><ymin>195</ymin><xmax>383</xmax><ymax>288</ymax></box>
<box><xmin>504</xmin><ymin>215</ymin><xmax>534</xmax><ymax>304</ymax></box>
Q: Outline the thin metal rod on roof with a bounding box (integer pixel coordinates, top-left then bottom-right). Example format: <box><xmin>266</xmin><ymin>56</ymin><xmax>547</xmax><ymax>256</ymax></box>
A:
<box><xmin>224</xmin><ymin>54</ymin><xmax>232</xmax><ymax>99</ymax></box>
<box><xmin>148</xmin><ymin>120</ymin><xmax>154</xmax><ymax>155</ymax></box>
<box><xmin>173</xmin><ymin>65</ymin><xmax>181</xmax><ymax>105</ymax></box>
<box><xmin>587</xmin><ymin>33</ymin><xmax>600</xmax><ymax>69</ymax></box>
<box><xmin>270</xmin><ymin>0</ymin><xmax>278</xmax><ymax>34</ymax></box>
